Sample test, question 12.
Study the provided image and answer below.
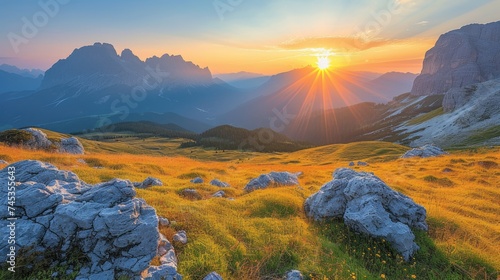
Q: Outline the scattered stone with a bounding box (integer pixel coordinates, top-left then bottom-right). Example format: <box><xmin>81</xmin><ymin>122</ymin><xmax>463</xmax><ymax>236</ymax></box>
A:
<box><xmin>77</xmin><ymin>159</ymin><xmax>86</xmax><ymax>164</ymax></box>
<box><xmin>0</xmin><ymin>160</ymin><xmax>181</xmax><ymax>279</ymax></box>
<box><xmin>285</xmin><ymin>270</ymin><xmax>304</xmax><ymax>280</ymax></box>
<box><xmin>212</xmin><ymin>190</ymin><xmax>225</xmax><ymax>198</ymax></box>
<box><xmin>442</xmin><ymin>168</ymin><xmax>453</xmax><ymax>173</ymax></box>
<box><xmin>477</xmin><ymin>161</ymin><xmax>498</xmax><ymax>169</ymax></box>
<box><xmin>244</xmin><ymin>172</ymin><xmax>300</xmax><ymax>192</ymax></box>
<box><xmin>349</xmin><ymin>162</ymin><xmax>355</xmax><ymax>166</ymax></box>
<box><xmin>179</xmin><ymin>188</ymin><xmax>202</xmax><ymax>200</ymax></box>
<box><xmin>0</xmin><ymin>160</ymin><xmax>8</xmax><ymax>165</ymax></box>
<box><xmin>190</xmin><ymin>177</ymin><xmax>203</xmax><ymax>184</ymax></box>
<box><xmin>357</xmin><ymin>161</ymin><xmax>369</xmax><ymax>166</ymax></box>
<box><xmin>204</xmin><ymin>271</ymin><xmax>223</xmax><ymax>280</ymax></box>
<box><xmin>210</xmin><ymin>179</ymin><xmax>230</xmax><ymax>188</ymax></box>
<box><xmin>304</xmin><ymin>168</ymin><xmax>428</xmax><ymax>261</ymax></box>
<box><xmin>135</xmin><ymin>177</ymin><xmax>163</xmax><ymax>189</ymax></box>
<box><xmin>159</xmin><ymin>217</ymin><xmax>170</xmax><ymax>227</ymax></box>
<box><xmin>401</xmin><ymin>144</ymin><xmax>448</xmax><ymax>158</ymax></box>
<box><xmin>173</xmin><ymin>231</ymin><xmax>187</xmax><ymax>245</ymax></box>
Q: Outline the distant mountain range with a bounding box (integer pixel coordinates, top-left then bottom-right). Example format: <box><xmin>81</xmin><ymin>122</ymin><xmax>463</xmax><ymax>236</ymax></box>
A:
<box><xmin>1</xmin><ymin>21</ymin><xmax>498</xmax><ymax>148</ymax></box>
<box><xmin>0</xmin><ymin>42</ymin><xmax>416</xmax><ymax>134</ymax></box>
<box><xmin>0</xmin><ymin>64</ymin><xmax>44</xmax><ymax>94</ymax></box>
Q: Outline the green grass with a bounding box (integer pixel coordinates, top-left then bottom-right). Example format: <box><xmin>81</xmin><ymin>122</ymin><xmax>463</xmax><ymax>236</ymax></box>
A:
<box><xmin>423</xmin><ymin>175</ymin><xmax>455</xmax><ymax>187</ymax></box>
<box><xmin>462</xmin><ymin>125</ymin><xmax>500</xmax><ymax>146</ymax></box>
<box><xmin>407</xmin><ymin>107</ymin><xmax>445</xmax><ymax>125</ymax></box>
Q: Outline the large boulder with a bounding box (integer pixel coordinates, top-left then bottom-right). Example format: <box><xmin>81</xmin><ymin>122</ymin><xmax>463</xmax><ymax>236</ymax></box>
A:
<box><xmin>411</xmin><ymin>21</ymin><xmax>500</xmax><ymax>96</ymax></box>
<box><xmin>244</xmin><ymin>171</ymin><xmax>300</xmax><ymax>192</ymax></box>
<box><xmin>304</xmin><ymin>168</ymin><xmax>427</xmax><ymax>261</ymax></box>
<box><xmin>58</xmin><ymin>137</ymin><xmax>85</xmax><ymax>154</ymax></box>
<box><xmin>0</xmin><ymin>160</ymin><xmax>181</xmax><ymax>279</ymax></box>
<box><xmin>401</xmin><ymin>144</ymin><xmax>447</xmax><ymax>158</ymax></box>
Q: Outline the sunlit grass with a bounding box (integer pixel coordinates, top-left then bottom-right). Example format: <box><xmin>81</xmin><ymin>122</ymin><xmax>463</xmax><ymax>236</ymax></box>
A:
<box><xmin>0</xmin><ymin>139</ymin><xmax>498</xmax><ymax>279</ymax></box>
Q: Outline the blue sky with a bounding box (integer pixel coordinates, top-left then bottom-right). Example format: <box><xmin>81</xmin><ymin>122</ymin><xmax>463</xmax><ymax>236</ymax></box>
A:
<box><xmin>0</xmin><ymin>0</ymin><xmax>498</xmax><ymax>74</ymax></box>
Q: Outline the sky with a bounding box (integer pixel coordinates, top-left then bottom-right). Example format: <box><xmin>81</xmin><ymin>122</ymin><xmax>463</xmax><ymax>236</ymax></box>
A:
<box><xmin>0</xmin><ymin>0</ymin><xmax>499</xmax><ymax>75</ymax></box>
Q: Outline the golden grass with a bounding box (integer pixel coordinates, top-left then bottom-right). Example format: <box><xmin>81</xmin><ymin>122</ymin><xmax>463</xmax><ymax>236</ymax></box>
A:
<box><xmin>0</xmin><ymin>141</ymin><xmax>498</xmax><ymax>278</ymax></box>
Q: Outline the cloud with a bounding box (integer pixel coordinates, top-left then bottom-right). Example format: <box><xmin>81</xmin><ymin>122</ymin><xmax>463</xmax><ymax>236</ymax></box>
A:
<box><xmin>279</xmin><ymin>36</ymin><xmax>395</xmax><ymax>52</ymax></box>
<box><xmin>416</xmin><ymin>21</ymin><xmax>429</xmax><ymax>25</ymax></box>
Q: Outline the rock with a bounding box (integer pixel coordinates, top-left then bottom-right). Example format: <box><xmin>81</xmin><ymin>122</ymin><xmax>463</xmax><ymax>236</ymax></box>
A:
<box><xmin>179</xmin><ymin>188</ymin><xmax>202</xmax><ymax>200</ymax></box>
<box><xmin>22</xmin><ymin>128</ymin><xmax>53</xmax><ymax>150</ymax></box>
<box><xmin>244</xmin><ymin>172</ymin><xmax>300</xmax><ymax>192</ymax></box>
<box><xmin>135</xmin><ymin>177</ymin><xmax>163</xmax><ymax>189</ymax></box>
<box><xmin>348</xmin><ymin>162</ymin><xmax>355</xmax><ymax>166</ymax></box>
<box><xmin>190</xmin><ymin>177</ymin><xmax>203</xmax><ymax>184</ymax></box>
<box><xmin>173</xmin><ymin>231</ymin><xmax>187</xmax><ymax>244</ymax></box>
<box><xmin>20</xmin><ymin>128</ymin><xmax>85</xmax><ymax>154</ymax></box>
<box><xmin>357</xmin><ymin>161</ymin><xmax>369</xmax><ymax>166</ymax></box>
<box><xmin>77</xmin><ymin>159</ymin><xmax>86</xmax><ymax>164</ymax></box>
<box><xmin>212</xmin><ymin>190</ymin><xmax>225</xmax><ymax>198</ymax></box>
<box><xmin>203</xmin><ymin>272</ymin><xmax>223</xmax><ymax>280</ymax></box>
<box><xmin>304</xmin><ymin>168</ymin><xmax>428</xmax><ymax>261</ymax></box>
<box><xmin>210</xmin><ymin>179</ymin><xmax>230</xmax><ymax>188</ymax></box>
<box><xmin>0</xmin><ymin>160</ymin><xmax>8</xmax><ymax>165</ymax></box>
<box><xmin>59</xmin><ymin>137</ymin><xmax>85</xmax><ymax>154</ymax></box>
<box><xmin>0</xmin><ymin>160</ymin><xmax>182</xmax><ymax>279</ymax></box>
<box><xmin>401</xmin><ymin>144</ymin><xmax>448</xmax><ymax>158</ymax></box>
<box><xmin>411</xmin><ymin>21</ymin><xmax>500</xmax><ymax>96</ymax></box>
<box><xmin>159</xmin><ymin>217</ymin><xmax>170</xmax><ymax>227</ymax></box>
<box><xmin>285</xmin><ymin>270</ymin><xmax>303</xmax><ymax>280</ymax></box>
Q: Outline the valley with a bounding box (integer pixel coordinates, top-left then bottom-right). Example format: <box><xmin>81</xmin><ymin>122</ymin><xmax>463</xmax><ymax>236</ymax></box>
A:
<box><xmin>0</xmin><ymin>131</ymin><xmax>498</xmax><ymax>279</ymax></box>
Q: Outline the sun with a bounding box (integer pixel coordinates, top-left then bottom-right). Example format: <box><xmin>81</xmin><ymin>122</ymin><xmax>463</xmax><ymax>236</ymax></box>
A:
<box><xmin>316</xmin><ymin>56</ymin><xmax>330</xmax><ymax>70</ymax></box>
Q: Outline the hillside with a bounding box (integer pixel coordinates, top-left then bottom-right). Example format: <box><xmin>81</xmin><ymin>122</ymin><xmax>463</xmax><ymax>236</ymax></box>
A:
<box><xmin>180</xmin><ymin>125</ymin><xmax>311</xmax><ymax>152</ymax></box>
<box><xmin>0</xmin><ymin>135</ymin><xmax>498</xmax><ymax>279</ymax></box>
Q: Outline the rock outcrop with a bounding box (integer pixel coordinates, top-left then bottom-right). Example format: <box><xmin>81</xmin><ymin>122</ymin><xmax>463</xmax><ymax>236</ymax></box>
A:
<box><xmin>210</xmin><ymin>179</ymin><xmax>229</xmax><ymax>188</ymax></box>
<box><xmin>17</xmin><ymin>128</ymin><xmax>85</xmax><ymax>154</ymax></box>
<box><xmin>304</xmin><ymin>168</ymin><xmax>428</xmax><ymax>261</ymax></box>
<box><xmin>411</xmin><ymin>21</ymin><xmax>500</xmax><ymax>96</ymax></box>
<box><xmin>0</xmin><ymin>160</ymin><xmax>181</xmax><ymax>279</ymax></box>
<box><xmin>244</xmin><ymin>172</ymin><xmax>301</xmax><ymax>192</ymax></box>
<box><xmin>401</xmin><ymin>144</ymin><xmax>447</xmax><ymax>158</ymax></box>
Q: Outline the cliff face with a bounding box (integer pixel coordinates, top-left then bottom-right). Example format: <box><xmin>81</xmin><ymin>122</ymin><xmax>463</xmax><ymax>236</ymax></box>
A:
<box><xmin>411</xmin><ymin>21</ymin><xmax>500</xmax><ymax>96</ymax></box>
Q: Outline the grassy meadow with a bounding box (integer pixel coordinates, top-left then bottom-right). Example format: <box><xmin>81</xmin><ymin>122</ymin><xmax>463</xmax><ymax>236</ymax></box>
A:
<box><xmin>0</xmin><ymin>131</ymin><xmax>498</xmax><ymax>279</ymax></box>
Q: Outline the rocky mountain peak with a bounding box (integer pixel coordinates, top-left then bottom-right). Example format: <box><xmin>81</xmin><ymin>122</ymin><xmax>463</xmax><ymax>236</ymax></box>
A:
<box><xmin>411</xmin><ymin>21</ymin><xmax>500</xmax><ymax>96</ymax></box>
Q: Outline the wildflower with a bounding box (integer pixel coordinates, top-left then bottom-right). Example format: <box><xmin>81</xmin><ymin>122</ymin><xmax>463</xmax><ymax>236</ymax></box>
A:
<box><xmin>380</xmin><ymin>274</ymin><xmax>386</xmax><ymax>279</ymax></box>
<box><xmin>411</xmin><ymin>275</ymin><xmax>417</xmax><ymax>279</ymax></box>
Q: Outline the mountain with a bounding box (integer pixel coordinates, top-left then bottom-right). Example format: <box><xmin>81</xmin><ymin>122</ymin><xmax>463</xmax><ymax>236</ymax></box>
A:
<box><xmin>411</xmin><ymin>21</ymin><xmax>500</xmax><ymax>96</ymax></box>
<box><xmin>180</xmin><ymin>124</ymin><xmax>311</xmax><ymax>152</ymax></box>
<box><xmin>0</xmin><ymin>70</ymin><xmax>43</xmax><ymax>94</ymax></box>
<box><xmin>41</xmin><ymin>42</ymin><xmax>212</xmax><ymax>90</ymax></box>
<box><xmin>0</xmin><ymin>43</ymin><xmax>253</xmax><ymax>133</ymax></box>
<box><xmin>0</xmin><ymin>64</ymin><xmax>44</xmax><ymax>78</ymax></box>
<box><xmin>221</xmin><ymin>67</ymin><xmax>417</xmax><ymax>129</ymax></box>
<box><xmin>215</xmin><ymin>72</ymin><xmax>270</xmax><ymax>89</ymax></box>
